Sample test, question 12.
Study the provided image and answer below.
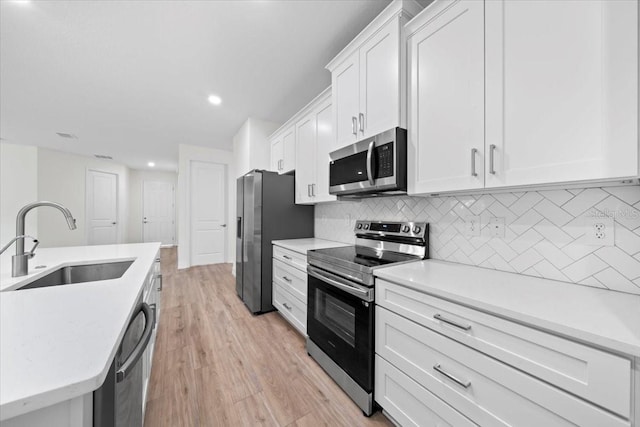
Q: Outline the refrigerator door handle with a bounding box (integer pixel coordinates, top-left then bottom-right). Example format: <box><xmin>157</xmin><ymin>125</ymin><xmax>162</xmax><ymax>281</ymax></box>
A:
<box><xmin>237</xmin><ymin>217</ymin><xmax>242</xmax><ymax>238</ymax></box>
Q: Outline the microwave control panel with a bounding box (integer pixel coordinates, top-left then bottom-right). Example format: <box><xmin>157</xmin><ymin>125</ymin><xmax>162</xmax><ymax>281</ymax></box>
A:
<box><xmin>376</xmin><ymin>142</ymin><xmax>394</xmax><ymax>178</ymax></box>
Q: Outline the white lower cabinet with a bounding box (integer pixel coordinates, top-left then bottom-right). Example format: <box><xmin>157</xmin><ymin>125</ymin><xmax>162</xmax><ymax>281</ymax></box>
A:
<box><xmin>272</xmin><ymin>244</ymin><xmax>309</xmax><ymax>335</ymax></box>
<box><xmin>374</xmin><ymin>281</ymin><xmax>634</xmax><ymax>427</ymax></box>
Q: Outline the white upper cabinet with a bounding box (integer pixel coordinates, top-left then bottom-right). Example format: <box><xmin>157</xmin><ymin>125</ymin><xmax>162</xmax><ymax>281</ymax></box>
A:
<box><xmin>485</xmin><ymin>0</ymin><xmax>639</xmax><ymax>188</ymax></box>
<box><xmin>407</xmin><ymin>0</ymin><xmax>639</xmax><ymax>195</ymax></box>
<box><xmin>327</xmin><ymin>0</ymin><xmax>423</xmax><ymax>148</ymax></box>
<box><xmin>270</xmin><ymin>125</ymin><xmax>295</xmax><ymax>175</ymax></box>
<box><xmin>407</xmin><ymin>0</ymin><xmax>485</xmax><ymax>194</ymax></box>
<box><xmin>295</xmin><ymin>89</ymin><xmax>337</xmax><ymax>205</ymax></box>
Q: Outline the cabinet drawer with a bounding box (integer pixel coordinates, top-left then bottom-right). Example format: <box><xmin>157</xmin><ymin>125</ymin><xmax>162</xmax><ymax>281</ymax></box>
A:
<box><xmin>273</xmin><ymin>245</ymin><xmax>307</xmax><ymax>272</ymax></box>
<box><xmin>376</xmin><ymin>279</ymin><xmax>631</xmax><ymax>418</ymax></box>
<box><xmin>273</xmin><ymin>282</ymin><xmax>306</xmax><ymax>335</ymax></box>
<box><xmin>375</xmin><ymin>356</ymin><xmax>476</xmax><ymax>427</ymax></box>
<box><xmin>273</xmin><ymin>259</ymin><xmax>307</xmax><ymax>303</ymax></box>
<box><xmin>376</xmin><ymin>307</ymin><xmax>629</xmax><ymax>427</ymax></box>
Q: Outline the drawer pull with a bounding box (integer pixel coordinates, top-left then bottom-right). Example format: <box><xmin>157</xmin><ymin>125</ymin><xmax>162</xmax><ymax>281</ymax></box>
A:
<box><xmin>433</xmin><ymin>364</ymin><xmax>471</xmax><ymax>389</ymax></box>
<box><xmin>283</xmin><ymin>303</ymin><xmax>292</xmax><ymax>310</ymax></box>
<box><xmin>283</xmin><ymin>255</ymin><xmax>292</xmax><ymax>260</ymax></box>
<box><xmin>434</xmin><ymin>313</ymin><xmax>471</xmax><ymax>331</ymax></box>
<box><xmin>282</xmin><ymin>276</ymin><xmax>292</xmax><ymax>282</ymax></box>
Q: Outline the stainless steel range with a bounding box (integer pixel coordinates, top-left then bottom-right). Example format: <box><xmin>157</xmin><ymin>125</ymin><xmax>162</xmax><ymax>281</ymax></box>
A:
<box><xmin>306</xmin><ymin>220</ymin><xmax>428</xmax><ymax>416</ymax></box>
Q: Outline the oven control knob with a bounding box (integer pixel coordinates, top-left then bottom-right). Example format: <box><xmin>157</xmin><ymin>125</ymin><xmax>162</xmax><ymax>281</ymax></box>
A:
<box><xmin>402</xmin><ymin>225</ymin><xmax>410</xmax><ymax>233</ymax></box>
<box><xmin>363</xmin><ymin>224</ymin><xmax>370</xmax><ymax>230</ymax></box>
<box><xmin>413</xmin><ymin>226</ymin><xmax>422</xmax><ymax>234</ymax></box>
<box><xmin>357</xmin><ymin>223</ymin><xmax>363</xmax><ymax>229</ymax></box>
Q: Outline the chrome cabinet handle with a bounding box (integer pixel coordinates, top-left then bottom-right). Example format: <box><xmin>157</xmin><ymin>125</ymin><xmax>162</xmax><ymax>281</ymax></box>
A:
<box><xmin>359</xmin><ymin>113</ymin><xmax>365</xmax><ymax>133</ymax></box>
<box><xmin>155</xmin><ymin>257</ymin><xmax>160</xmax><ymax>262</ymax></box>
<box><xmin>366</xmin><ymin>140</ymin><xmax>375</xmax><ymax>186</ymax></box>
<box><xmin>352</xmin><ymin>116</ymin><xmax>358</xmax><ymax>136</ymax></box>
<box><xmin>283</xmin><ymin>302</ymin><xmax>292</xmax><ymax>310</ymax></box>
<box><xmin>433</xmin><ymin>364</ymin><xmax>471</xmax><ymax>388</ymax></box>
<box><xmin>311</xmin><ymin>184</ymin><xmax>315</xmax><ymax>197</ymax></box>
<box><xmin>116</xmin><ymin>302</ymin><xmax>155</xmax><ymax>382</ymax></box>
<box><xmin>282</xmin><ymin>255</ymin><xmax>292</xmax><ymax>260</ymax></box>
<box><xmin>282</xmin><ymin>276</ymin><xmax>292</xmax><ymax>282</ymax></box>
<box><xmin>470</xmin><ymin>148</ymin><xmax>478</xmax><ymax>177</ymax></box>
<box><xmin>434</xmin><ymin>313</ymin><xmax>471</xmax><ymax>331</ymax></box>
<box><xmin>111</xmin><ymin>222</ymin><xmax>117</xmax><ymax>225</ymax></box>
<box><xmin>156</xmin><ymin>274</ymin><xmax>163</xmax><ymax>291</ymax></box>
<box><xmin>489</xmin><ymin>144</ymin><xmax>496</xmax><ymax>175</ymax></box>
<box><xmin>307</xmin><ymin>184</ymin><xmax>311</xmax><ymax>197</ymax></box>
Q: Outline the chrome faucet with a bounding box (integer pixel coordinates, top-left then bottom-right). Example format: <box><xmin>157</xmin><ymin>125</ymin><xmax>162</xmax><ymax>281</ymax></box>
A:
<box><xmin>0</xmin><ymin>201</ymin><xmax>77</xmax><ymax>277</ymax></box>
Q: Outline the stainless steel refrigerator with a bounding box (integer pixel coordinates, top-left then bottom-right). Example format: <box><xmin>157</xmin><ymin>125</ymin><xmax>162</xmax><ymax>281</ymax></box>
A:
<box><xmin>236</xmin><ymin>170</ymin><xmax>314</xmax><ymax>314</ymax></box>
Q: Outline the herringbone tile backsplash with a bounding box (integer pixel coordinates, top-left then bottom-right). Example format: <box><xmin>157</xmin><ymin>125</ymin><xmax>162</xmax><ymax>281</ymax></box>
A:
<box><xmin>315</xmin><ymin>186</ymin><xmax>640</xmax><ymax>295</ymax></box>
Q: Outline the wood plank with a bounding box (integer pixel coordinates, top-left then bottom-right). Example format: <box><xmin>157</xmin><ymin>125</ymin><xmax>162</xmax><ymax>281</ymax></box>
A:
<box><xmin>145</xmin><ymin>247</ymin><xmax>394</xmax><ymax>427</ymax></box>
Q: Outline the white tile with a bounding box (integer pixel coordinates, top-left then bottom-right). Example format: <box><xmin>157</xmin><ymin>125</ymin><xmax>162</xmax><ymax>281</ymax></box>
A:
<box><xmin>510</xmin><ymin>248</ymin><xmax>544</xmax><ymax>273</ymax></box>
<box><xmin>533</xmin><ymin>240</ymin><xmax>574</xmax><ymax>269</ymax></box>
<box><xmin>469</xmin><ymin>194</ymin><xmax>495</xmax><ymax>215</ymax></box>
<box><xmin>451</xmin><ymin>249</ymin><xmax>471</xmax><ymax>265</ymax></box>
<box><xmin>531</xmin><ymin>260</ymin><xmax>571</xmax><ymax>282</ymax></box>
<box><xmin>509</xmin><ymin>192</ymin><xmax>543</xmax><ymax>216</ymax></box>
<box><xmin>493</xmin><ymin>192</ymin><xmax>518</xmax><ymax>207</ymax></box>
<box><xmin>537</xmin><ymin>190</ymin><xmax>574</xmax><ymax>206</ymax></box>
<box><xmin>487</xmin><ymin>253</ymin><xmax>516</xmax><ymax>273</ymax></box>
<box><xmin>429</xmin><ymin>196</ymin><xmax>445</xmax><ymax>209</ymax></box>
<box><xmin>522</xmin><ymin>266</ymin><xmax>542</xmax><ymax>278</ymax></box>
<box><xmin>469</xmin><ymin>235</ymin><xmax>490</xmax><ymax>250</ymax></box>
<box><xmin>487</xmin><ymin>200</ymin><xmax>518</xmax><ymax>224</ymax></box>
<box><xmin>595</xmin><ymin>246</ymin><xmax>640</xmax><ymax>279</ymax></box>
<box><xmin>532</xmin><ymin>219</ymin><xmax>574</xmax><ymax>248</ymax></box>
<box><xmin>615</xmin><ymin>225</ymin><xmax>640</xmax><ymax>256</ymax></box>
<box><xmin>509</xmin><ymin>209</ymin><xmax>544</xmax><ymax>235</ymax></box>
<box><xmin>562</xmin><ymin>241</ymin><xmax>597</xmax><ymax>261</ymax></box>
<box><xmin>487</xmin><ymin>238</ymin><xmax>518</xmax><ymax>261</ymax></box>
<box><xmin>509</xmin><ymin>228</ymin><xmax>543</xmax><ymax>254</ymax></box>
<box><xmin>595</xmin><ymin>196</ymin><xmax>640</xmax><ymax>231</ymax></box>
<box><xmin>469</xmin><ymin>244</ymin><xmax>495</xmax><ymax>264</ymax></box>
<box><xmin>562</xmin><ymin>215</ymin><xmax>586</xmax><ymax>239</ymax></box>
<box><xmin>532</xmin><ymin>199</ymin><xmax>574</xmax><ymax>227</ymax></box>
<box><xmin>453</xmin><ymin>235</ymin><xmax>476</xmax><ymax>256</ymax></box>
<box><xmin>580</xmin><ymin>275</ymin><xmax>608</xmax><ymax>290</ymax></box>
<box><xmin>593</xmin><ymin>268</ymin><xmax>640</xmax><ymax>294</ymax></box>
<box><xmin>562</xmin><ymin>254</ymin><xmax>608</xmax><ymax>282</ymax></box>
<box><xmin>567</xmin><ymin>189</ymin><xmax>583</xmax><ymax>196</ymax></box>
<box><xmin>604</xmin><ymin>186</ymin><xmax>640</xmax><ymax>206</ymax></box>
<box><xmin>562</xmin><ymin>188</ymin><xmax>608</xmax><ymax>216</ymax></box>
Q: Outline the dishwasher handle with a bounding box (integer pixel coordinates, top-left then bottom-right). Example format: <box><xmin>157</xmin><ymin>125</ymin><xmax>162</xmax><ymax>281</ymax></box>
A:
<box><xmin>116</xmin><ymin>302</ymin><xmax>155</xmax><ymax>383</ymax></box>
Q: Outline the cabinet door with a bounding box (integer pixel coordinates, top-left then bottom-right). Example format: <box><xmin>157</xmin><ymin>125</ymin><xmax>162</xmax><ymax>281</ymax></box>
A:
<box><xmin>282</xmin><ymin>125</ymin><xmax>296</xmax><ymax>174</ymax></box>
<box><xmin>485</xmin><ymin>0</ymin><xmax>639</xmax><ymax>188</ymax></box>
<box><xmin>359</xmin><ymin>19</ymin><xmax>400</xmax><ymax>139</ymax></box>
<box><xmin>314</xmin><ymin>97</ymin><xmax>337</xmax><ymax>203</ymax></box>
<box><xmin>295</xmin><ymin>113</ymin><xmax>316</xmax><ymax>204</ymax></box>
<box><xmin>332</xmin><ymin>53</ymin><xmax>360</xmax><ymax>147</ymax></box>
<box><xmin>270</xmin><ymin>138</ymin><xmax>283</xmax><ymax>172</ymax></box>
<box><xmin>407</xmin><ymin>0</ymin><xmax>485</xmax><ymax>195</ymax></box>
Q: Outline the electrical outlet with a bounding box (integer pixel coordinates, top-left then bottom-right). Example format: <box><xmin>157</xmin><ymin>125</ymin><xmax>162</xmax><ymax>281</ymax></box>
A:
<box><xmin>584</xmin><ymin>215</ymin><xmax>614</xmax><ymax>246</ymax></box>
<box><xmin>488</xmin><ymin>217</ymin><xmax>505</xmax><ymax>238</ymax></box>
<box><xmin>464</xmin><ymin>215</ymin><xmax>481</xmax><ymax>237</ymax></box>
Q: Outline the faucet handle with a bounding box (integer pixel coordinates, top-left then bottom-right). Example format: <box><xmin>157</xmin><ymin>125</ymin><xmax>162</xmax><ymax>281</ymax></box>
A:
<box><xmin>28</xmin><ymin>239</ymin><xmax>40</xmax><ymax>259</ymax></box>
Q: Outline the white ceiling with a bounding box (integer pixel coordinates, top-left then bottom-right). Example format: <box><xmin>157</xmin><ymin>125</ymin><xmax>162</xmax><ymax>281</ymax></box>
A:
<box><xmin>0</xmin><ymin>0</ymin><xmax>401</xmax><ymax>171</ymax></box>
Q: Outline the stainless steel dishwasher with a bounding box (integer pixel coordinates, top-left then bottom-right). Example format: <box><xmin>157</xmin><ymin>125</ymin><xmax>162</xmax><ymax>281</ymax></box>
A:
<box><xmin>94</xmin><ymin>299</ymin><xmax>155</xmax><ymax>427</ymax></box>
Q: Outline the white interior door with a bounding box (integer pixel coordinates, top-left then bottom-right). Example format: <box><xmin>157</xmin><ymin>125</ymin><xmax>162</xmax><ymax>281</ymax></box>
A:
<box><xmin>190</xmin><ymin>161</ymin><xmax>226</xmax><ymax>266</ymax></box>
<box><xmin>86</xmin><ymin>170</ymin><xmax>118</xmax><ymax>245</ymax></box>
<box><xmin>143</xmin><ymin>181</ymin><xmax>175</xmax><ymax>245</ymax></box>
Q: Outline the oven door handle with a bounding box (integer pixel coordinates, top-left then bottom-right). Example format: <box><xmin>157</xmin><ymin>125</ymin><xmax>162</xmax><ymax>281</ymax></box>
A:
<box><xmin>307</xmin><ymin>265</ymin><xmax>371</xmax><ymax>300</ymax></box>
<box><xmin>366</xmin><ymin>140</ymin><xmax>375</xmax><ymax>186</ymax></box>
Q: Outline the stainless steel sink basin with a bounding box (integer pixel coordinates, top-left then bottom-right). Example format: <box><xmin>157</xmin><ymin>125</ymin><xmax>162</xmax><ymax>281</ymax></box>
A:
<box><xmin>18</xmin><ymin>260</ymin><xmax>134</xmax><ymax>290</ymax></box>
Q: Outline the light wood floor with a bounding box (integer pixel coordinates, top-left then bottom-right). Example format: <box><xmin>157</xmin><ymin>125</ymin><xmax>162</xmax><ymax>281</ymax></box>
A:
<box><xmin>144</xmin><ymin>248</ymin><xmax>393</xmax><ymax>427</ymax></box>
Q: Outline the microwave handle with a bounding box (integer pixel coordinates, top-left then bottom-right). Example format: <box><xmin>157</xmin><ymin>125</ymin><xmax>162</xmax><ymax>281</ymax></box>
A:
<box><xmin>366</xmin><ymin>140</ymin><xmax>375</xmax><ymax>186</ymax></box>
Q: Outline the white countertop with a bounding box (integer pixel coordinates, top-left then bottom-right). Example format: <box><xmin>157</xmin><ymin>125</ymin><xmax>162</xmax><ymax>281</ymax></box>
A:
<box><xmin>375</xmin><ymin>260</ymin><xmax>640</xmax><ymax>357</ymax></box>
<box><xmin>0</xmin><ymin>242</ymin><xmax>160</xmax><ymax>420</ymax></box>
<box><xmin>272</xmin><ymin>238</ymin><xmax>350</xmax><ymax>254</ymax></box>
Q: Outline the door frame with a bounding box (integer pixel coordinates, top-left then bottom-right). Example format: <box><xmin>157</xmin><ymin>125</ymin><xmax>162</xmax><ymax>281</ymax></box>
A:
<box><xmin>189</xmin><ymin>160</ymin><xmax>227</xmax><ymax>266</ymax></box>
<box><xmin>142</xmin><ymin>180</ymin><xmax>176</xmax><ymax>246</ymax></box>
<box><xmin>85</xmin><ymin>169</ymin><xmax>119</xmax><ymax>245</ymax></box>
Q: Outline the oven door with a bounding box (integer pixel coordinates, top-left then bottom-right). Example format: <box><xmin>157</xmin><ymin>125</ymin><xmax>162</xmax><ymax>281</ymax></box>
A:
<box><xmin>307</xmin><ymin>266</ymin><xmax>374</xmax><ymax>392</ymax></box>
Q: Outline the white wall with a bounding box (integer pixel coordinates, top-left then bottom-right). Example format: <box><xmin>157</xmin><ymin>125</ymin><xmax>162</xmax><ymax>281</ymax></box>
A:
<box><xmin>177</xmin><ymin>144</ymin><xmax>235</xmax><ymax>269</ymax></box>
<box><xmin>128</xmin><ymin>169</ymin><xmax>178</xmax><ymax>244</ymax></box>
<box><xmin>37</xmin><ymin>148</ymin><xmax>130</xmax><ymax>248</ymax></box>
<box><xmin>233</xmin><ymin>117</ymin><xmax>280</xmax><ymax>178</ymax></box>
<box><xmin>0</xmin><ymin>143</ymin><xmax>38</xmax><ymax>265</ymax></box>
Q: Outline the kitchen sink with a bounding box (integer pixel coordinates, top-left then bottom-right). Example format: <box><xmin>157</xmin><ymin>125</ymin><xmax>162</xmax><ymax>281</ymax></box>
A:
<box><xmin>17</xmin><ymin>260</ymin><xmax>134</xmax><ymax>290</ymax></box>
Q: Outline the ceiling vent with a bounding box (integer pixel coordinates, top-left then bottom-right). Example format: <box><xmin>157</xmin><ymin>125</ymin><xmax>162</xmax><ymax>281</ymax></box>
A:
<box><xmin>56</xmin><ymin>132</ymin><xmax>78</xmax><ymax>139</ymax></box>
<box><xmin>94</xmin><ymin>154</ymin><xmax>113</xmax><ymax>160</ymax></box>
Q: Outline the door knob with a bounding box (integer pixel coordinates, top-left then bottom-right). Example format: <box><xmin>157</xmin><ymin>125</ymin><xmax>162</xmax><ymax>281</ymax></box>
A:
<box><xmin>221</xmin><ymin>224</ymin><xmax>227</xmax><ymax>228</ymax></box>
<box><xmin>111</xmin><ymin>222</ymin><xmax>117</xmax><ymax>225</ymax></box>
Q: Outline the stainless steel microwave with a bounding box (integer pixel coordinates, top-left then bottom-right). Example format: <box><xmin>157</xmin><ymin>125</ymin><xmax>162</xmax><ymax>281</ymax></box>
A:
<box><xmin>329</xmin><ymin>127</ymin><xmax>407</xmax><ymax>197</ymax></box>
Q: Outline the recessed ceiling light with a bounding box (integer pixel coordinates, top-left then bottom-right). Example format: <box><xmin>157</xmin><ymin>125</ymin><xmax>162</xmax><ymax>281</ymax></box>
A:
<box><xmin>148</xmin><ymin>162</ymin><xmax>155</xmax><ymax>167</ymax></box>
<box><xmin>208</xmin><ymin>94</ymin><xmax>222</xmax><ymax>106</ymax></box>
